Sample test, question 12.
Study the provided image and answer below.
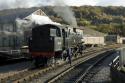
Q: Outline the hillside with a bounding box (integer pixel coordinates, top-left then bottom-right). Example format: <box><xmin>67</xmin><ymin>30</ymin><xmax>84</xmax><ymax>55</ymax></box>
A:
<box><xmin>0</xmin><ymin>6</ymin><xmax>125</xmax><ymax>36</ymax></box>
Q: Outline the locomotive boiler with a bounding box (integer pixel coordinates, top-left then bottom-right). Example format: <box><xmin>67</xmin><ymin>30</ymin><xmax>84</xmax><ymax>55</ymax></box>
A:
<box><xmin>29</xmin><ymin>24</ymin><xmax>83</xmax><ymax>66</ymax></box>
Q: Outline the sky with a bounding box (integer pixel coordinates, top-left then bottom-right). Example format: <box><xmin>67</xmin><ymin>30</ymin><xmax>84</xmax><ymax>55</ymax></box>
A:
<box><xmin>0</xmin><ymin>0</ymin><xmax>125</xmax><ymax>10</ymax></box>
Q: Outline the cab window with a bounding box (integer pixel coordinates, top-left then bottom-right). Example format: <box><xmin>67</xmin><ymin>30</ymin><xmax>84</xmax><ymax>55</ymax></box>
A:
<box><xmin>50</xmin><ymin>29</ymin><xmax>57</xmax><ymax>36</ymax></box>
<box><xmin>50</xmin><ymin>28</ymin><xmax>61</xmax><ymax>37</ymax></box>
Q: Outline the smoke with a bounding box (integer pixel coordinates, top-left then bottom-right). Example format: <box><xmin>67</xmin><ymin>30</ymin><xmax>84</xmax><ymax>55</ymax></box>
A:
<box><xmin>0</xmin><ymin>19</ymin><xmax>27</xmax><ymax>37</ymax></box>
<box><xmin>16</xmin><ymin>14</ymin><xmax>61</xmax><ymax>29</ymax></box>
<box><xmin>53</xmin><ymin>0</ymin><xmax>77</xmax><ymax>27</ymax></box>
<box><xmin>15</xmin><ymin>14</ymin><xmax>61</xmax><ymax>36</ymax></box>
<box><xmin>0</xmin><ymin>31</ymin><xmax>17</xmax><ymax>37</ymax></box>
<box><xmin>31</xmin><ymin>14</ymin><xmax>61</xmax><ymax>25</ymax></box>
<box><xmin>1</xmin><ymin>0</ymin><xmax>77</xmax><ymax>27</ymax></box>
<box><xmin>0</xmin><ymin>18</ymin><xmax>32</xmax><ymax>37</ymax></box>
<box><xmin>16</xmin><ymin>18</ymin><xmax>33</xmax><ymax>35</ymax></box>
<box><xmin>0</xmin><ymin>0</ymin><xmax>76</xmax><ymax>36</ymax></box>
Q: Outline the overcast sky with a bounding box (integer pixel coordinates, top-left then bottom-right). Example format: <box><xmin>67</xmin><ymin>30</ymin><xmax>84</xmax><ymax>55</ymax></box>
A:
<box><xmin>0</xmin><ymin>0</ymin><xmax>125</xmax><ymax>10</ymax></box>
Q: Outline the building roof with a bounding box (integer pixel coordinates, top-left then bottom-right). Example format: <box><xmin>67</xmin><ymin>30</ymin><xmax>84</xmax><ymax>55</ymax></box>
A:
<box><xmin>0</xmin><ymin>8</ymin><xmax>40</xmax><ymax>23</ymax></box>
<box><xmin>80</xmin><ymin>26</ymin><xmax>106</xmax><ymax>37</ymax></box>
<box><xmin>24</xmin><ymin>9</ymin><xmax>47</xmax><ymax>20</ymax></box>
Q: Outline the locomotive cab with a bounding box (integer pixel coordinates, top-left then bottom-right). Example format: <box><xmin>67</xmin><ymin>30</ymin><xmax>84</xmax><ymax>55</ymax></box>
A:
<box><xmin>29</xmin><ymin>24</ymin><xmax>64</xmax><ymax>58</ymax></box>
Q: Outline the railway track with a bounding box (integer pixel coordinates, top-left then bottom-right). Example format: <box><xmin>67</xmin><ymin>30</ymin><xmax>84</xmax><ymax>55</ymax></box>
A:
<box><xmin>0</xmin><ymin>57</ymin><xmax>31</xmax><ymax>66</ymax></box>
<box><xmin>75</xmin><ymin>50</ymin><xmax>115</xmax><ymax>83</ymax></box>
<box><xmin>30</xmin><ymin>45</ymin><xmax>120</xmax><ymax>83</ymax></box>
<box><xmin>81</xmin><ymin>51</ymin><xmax>118</xmax><ymax>83</ymax></box>
<box><xmin>0</xmin><ymin>47</ymin><xmax>101</xmax><ymax>83</ymax></box>
<box><xmin>46</xmin><ymin>50</ymin><xmax>115</xmax><ymax>83</ymax></box>
<box><xmin>0</xmin><ymin>44</ymin><xmax>121</xmax><ymax>83</ymax></box>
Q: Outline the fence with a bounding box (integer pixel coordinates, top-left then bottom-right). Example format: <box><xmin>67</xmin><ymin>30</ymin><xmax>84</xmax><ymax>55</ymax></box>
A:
<box><xmin>110</xmin><ymin>56</ymin><xmax>125</xmax><ymax>83</ymax></box>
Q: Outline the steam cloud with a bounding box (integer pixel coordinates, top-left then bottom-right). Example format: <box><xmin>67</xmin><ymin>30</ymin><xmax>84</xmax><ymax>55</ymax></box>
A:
<box><xmin>0</xmin><ymin>0</ymin><xmax>77</xmax><ymax>37</ymax></box>
<box><xmin>0</xmin><ymin>0</ymin><xmax>77</xmax><ymax>27</ymax></box>
<box><xmin>53</xmin><ymin>0</ymin><xmax>77</xmax><ymax>27</ymax></box>
<box><xmin>0</xmin><ymin>31</ymin><xmax>17</xmax><ymax>37</ymax></box>
<box><xmin>15</xmin><ymin>14</ymin><xmax>61</xmax><ymax>36</ymax></box>
<box><xmin>16</xmin><ymin>18</ymin><xmax>33</xmax><ymax>36</ymax></box>
<box><xmin>31</xmin><ymin>14</ymin><xmax>61</xmax><ymax>25</ymax></box>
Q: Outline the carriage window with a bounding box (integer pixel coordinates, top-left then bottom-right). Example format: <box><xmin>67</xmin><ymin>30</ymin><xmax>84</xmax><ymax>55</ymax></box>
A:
<box><xmin>50</xmin><ymin>29</ymin><xmax>57</xmax><ymax>36</ymax></box>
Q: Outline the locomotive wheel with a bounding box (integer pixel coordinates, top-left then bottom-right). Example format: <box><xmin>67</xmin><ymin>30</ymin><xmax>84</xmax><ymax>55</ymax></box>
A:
<box><xmin>34</xmin><ymin>57</ymin><xmax>48</xmax><ymax>67</ymax></box>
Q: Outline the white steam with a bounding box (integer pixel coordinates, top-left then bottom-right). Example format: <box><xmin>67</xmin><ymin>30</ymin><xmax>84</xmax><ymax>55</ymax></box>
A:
<box><xmin>31</xmin><ymin>14</ymin><xmax>61</xmax><ymax>25</ymax></box>
<box><xmin>0</xmin><ymin>31</ymin><xmax>17</xmax><ymax>37</ymax></box>
<box><xmin>53</xmin><ymin>0</ymin><xmax>77</xmax><ymax>27</ymax></box>
<box><xmin>16</xmin><ymin>18</ymin><xmax>33</xmax><ymax>35</ymax></box>
<box><xmin>0</xmin><ymin>0</ymin><xmax>77</xmax><ymax>37</ymax></box>
<box><xmin>15</xmin><ymin>14</ymin><xmax>61</xmax><ymax>36</ymax></box>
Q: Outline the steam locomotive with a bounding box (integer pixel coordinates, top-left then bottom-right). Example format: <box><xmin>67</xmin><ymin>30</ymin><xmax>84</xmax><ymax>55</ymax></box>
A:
<box><xmin>29</xmin><ymin>24</ymin><xmax>84</xmax><ymax>66</ymax></box>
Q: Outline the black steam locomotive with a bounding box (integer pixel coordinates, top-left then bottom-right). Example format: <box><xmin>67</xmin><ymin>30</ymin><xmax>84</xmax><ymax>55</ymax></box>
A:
<box><xmin>29</xmin><ymin>24</ymin><xmax>84</xmax><ymax>66</ymax></box>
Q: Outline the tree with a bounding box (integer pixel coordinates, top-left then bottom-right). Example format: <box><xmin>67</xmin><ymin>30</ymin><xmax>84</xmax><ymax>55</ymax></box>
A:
<box><xmin>78</xmin><ymin>18</ymin><xmax>91</xmax><ymax>26</ymax></box>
